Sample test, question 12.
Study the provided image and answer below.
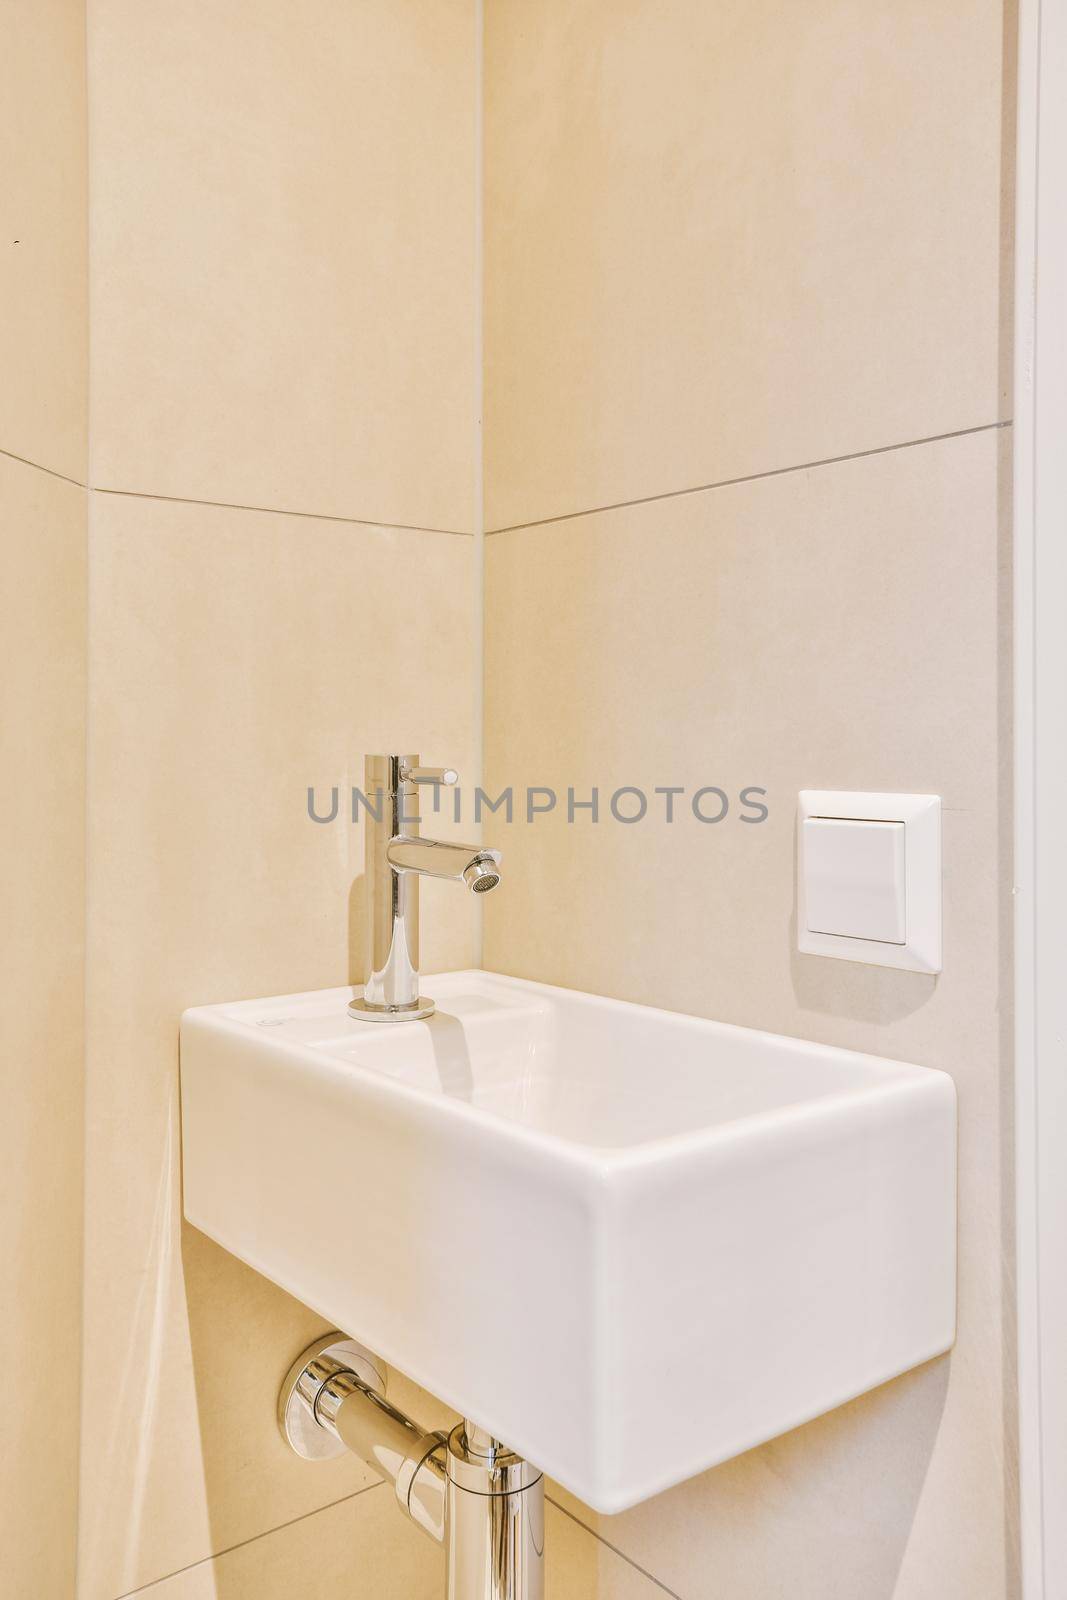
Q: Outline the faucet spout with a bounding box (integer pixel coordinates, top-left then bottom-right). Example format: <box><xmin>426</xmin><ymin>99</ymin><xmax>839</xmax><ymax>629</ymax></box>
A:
<box><xmin>349</xmin><ymin>754</ymin><xmax>502</xmax><ymax>1024</ymax></box>
<box><xmin>387</xmin><ymin>836</ymin><xmax>502</xmax><ymax>893</ymax></box>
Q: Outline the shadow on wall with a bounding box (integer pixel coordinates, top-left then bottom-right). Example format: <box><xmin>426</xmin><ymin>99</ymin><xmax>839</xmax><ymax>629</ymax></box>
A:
<box><xmin>181</xmin><ymin>1223</ymin><xmax>388</xmax><ymax>1597</ymax></box>
<box><xmin>348</xmin><ymin>873</ymin><xmax>367</xmax><ymax>987</ymax></box>
<box><xmin>77</xmin><ymin>1094</ymin><xmax>184</xmax><ymax>1596</ymax></box>
<box><xmin>571</xmin><ymin>1356</ymin><xmax>951</xmax><ymax>1600</ymax></box>
<box><xmin>789</xmin><ymin>938</ymin><xmax>938</xmax><ymax>1026</ymax></box>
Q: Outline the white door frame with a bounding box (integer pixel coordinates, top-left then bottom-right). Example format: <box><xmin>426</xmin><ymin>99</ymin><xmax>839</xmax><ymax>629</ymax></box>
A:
<box><xmin>1015</xmin><ymin>0</ymin><xmax>1067</xmax><ymax>1594</ymax></box>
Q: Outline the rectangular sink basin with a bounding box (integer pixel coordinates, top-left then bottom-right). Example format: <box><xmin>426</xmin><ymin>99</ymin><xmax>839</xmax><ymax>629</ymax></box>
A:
<box><xmin>180</xmin><ymin>970</ymin><xmax>956</xmax><ymax>1512</ymax></box>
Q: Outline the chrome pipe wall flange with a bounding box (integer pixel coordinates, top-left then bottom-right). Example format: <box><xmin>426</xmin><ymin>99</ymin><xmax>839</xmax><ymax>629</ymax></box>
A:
<box><xmin>278</xmin><ymin>1334</ymin><xmax>385</xmax><ymax>1461</ymax></box>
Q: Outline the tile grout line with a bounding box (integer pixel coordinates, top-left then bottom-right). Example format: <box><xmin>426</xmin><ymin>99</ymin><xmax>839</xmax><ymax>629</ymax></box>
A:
<box><xmin>90</xmin><ymin>483</ymin><xmax>475</xmax><ymax>538</ymax></box>
<box><xmin>109</xmin><ymin>1482</ymin><xmax>688</xmax><ymax>1600</ymax></box>
<box><xmin>546</xmin><ymin>1496</ymin><xmax>686</xmax><ymax>1599</ymax></box>
<box><xmin>0</xmin><ymin>448</ymin><xmax>474</xmax><ymax>538</ymax></box>
<box><xmin>486</xmin><ymin>418</ymin><xmax>1014</xmax><ymax>535</ymax></box>
<box><xmin>0</xmin><ymin>442</ymin><xmax>87</xmax><ymax>489</ymax></box>
<box><xmin>5</xmin><ymin>419</ymin><xmax>1013</xmax><ymax>543</ymax></box>
<box><xmin>109</xmin><ymin>1482</ymin><xmax>386</xmax><ymax>1600</ymax></box>
<box><xmin>0</xmin><ymin>443</ymin><xmax>474</xmax><ymax>536</ymax></box>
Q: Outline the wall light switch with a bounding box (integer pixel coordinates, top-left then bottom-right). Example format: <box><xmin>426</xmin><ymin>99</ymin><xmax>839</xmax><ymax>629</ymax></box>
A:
<box><xmin>804</xmin><ymin>818</ymin><xmax>906</xmax><ymax>943</ymax></box>
<box><xmin>798</xmin><ymin>792</ymin><xmax>941</xmax><ymax>973</ymax></box>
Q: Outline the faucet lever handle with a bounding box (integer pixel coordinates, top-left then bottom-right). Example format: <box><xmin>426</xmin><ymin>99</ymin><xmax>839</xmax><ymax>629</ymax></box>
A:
<box><xmin>403</xmin><ymin>764</ymin><xmax>459</xmax><ymax>787</ymax></box>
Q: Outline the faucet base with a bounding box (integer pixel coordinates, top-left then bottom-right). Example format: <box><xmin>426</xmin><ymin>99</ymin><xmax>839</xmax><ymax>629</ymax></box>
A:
<box><xmin>349</xmin><ymin>995</ymin><xmax>436</xmax><ymax>1023</ymax></box>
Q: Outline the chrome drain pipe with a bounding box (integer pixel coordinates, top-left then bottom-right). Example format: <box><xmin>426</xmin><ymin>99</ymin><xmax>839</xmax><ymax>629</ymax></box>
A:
<box><xmin>279</xmin><ymin>1335</ymin><xmax>544</xmax><ymax>1600</ymax></box>
<box><xmin>446</xmin><ymin>1422</ymin><xmax>544</xmax><ymax>1600</ymax></box>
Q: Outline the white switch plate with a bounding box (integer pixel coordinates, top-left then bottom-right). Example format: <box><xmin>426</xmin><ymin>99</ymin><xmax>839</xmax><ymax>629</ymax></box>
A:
<box><xmin>798</xmin><ymin>792</ymin><xmax>942</xmax><ymax>973</ymax></box>
<box><xmin>804</xmin><ymin>817</ymin><xmax>906</xmax><ymax>943</ymax></box>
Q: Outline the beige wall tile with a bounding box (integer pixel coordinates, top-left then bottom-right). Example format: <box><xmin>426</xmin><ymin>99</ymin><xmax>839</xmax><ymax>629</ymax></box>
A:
<box><xmin>79</xmin><ymin>492</ymin><xmax>476</xmax><ymax>1598</ymax></box>
<box><xmin>125</xmin><ymin>1487</ymin><xmax>666</xmax><ymax>1600</ymax></box>
<box><xmin>0</xmin><ymin>455</ymin><xmax>86</xmax><ymax>1600</ymax></box>
<box><xmin>0</xmin><ymin>0</ymin><xmax>88</xmax><ymax>480</ymax></box>
<box><xmin>484</xmin><ymin>428</ymin><xmax>1013</xmax><ymax>1598</ymax></box>
<box><xmin>485</xmin><ymin>0</ymin><xmax>1010</xmax><ymax>531</ymax></box>
<box><xmin>88</xmin><ymin>0</ymin><xmax>477</xmax><ymax>531</ymax></box>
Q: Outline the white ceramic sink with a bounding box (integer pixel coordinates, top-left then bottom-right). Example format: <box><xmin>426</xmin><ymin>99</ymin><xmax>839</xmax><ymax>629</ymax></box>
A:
<box><xmin>180</xmin><ymin>970</ymin><xmax>956</xmax><ymax>1512</ymax></box>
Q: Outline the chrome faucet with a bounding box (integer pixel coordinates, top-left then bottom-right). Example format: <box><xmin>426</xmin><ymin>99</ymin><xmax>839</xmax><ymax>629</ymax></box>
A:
<box><xmin>349</xmin><ymin>754</ymin><xmax>501</xmax><ymax>1023</ymax></box>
